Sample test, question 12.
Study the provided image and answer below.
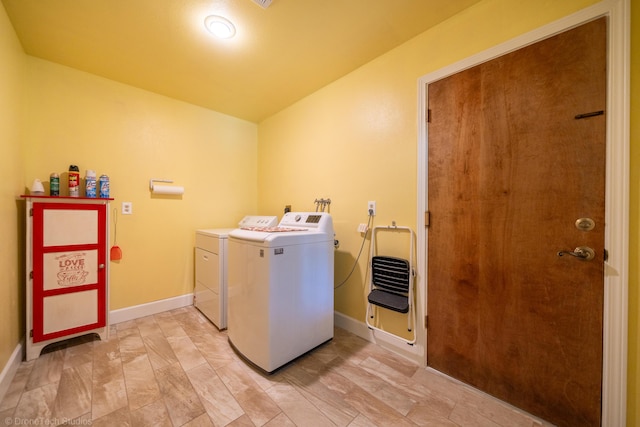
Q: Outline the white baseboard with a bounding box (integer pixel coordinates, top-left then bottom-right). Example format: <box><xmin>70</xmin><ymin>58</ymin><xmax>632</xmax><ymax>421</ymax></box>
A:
<box><xmin>0</xmin><ymin>340</ymin><xmax>23</xmax><ymax>403</ymax></box>
<box><xmin>334</xmin><ymin>311</ymin><xmax>424</xmax><ymax>365</ymax></box>
<box><xmin>109</xmin><ymin>294</ymin><xmax>193</xmax><ymax>324</ymax></box>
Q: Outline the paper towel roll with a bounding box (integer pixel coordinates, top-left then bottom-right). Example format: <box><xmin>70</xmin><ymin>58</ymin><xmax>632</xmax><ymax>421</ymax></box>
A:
<box><xmin>151</xmin><ymin>184</ymin><xmax>184</xmax><ymax>195</ymax></box>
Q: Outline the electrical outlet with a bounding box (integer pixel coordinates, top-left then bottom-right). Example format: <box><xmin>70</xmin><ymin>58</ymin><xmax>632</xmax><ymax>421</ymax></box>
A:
<box><xmin>358</xmin><ymin>223</ymin><xmax>368</xmax><ymax>233</ymax></box>
<box><xmin>122</xmin><ymin>202</ymin><xmax>133</xmax><ymax>215</ymax></box>
<box><xmin>367</xmin><ymin>201</ymin><xmax>376</xmax><ymax>216</ymax></box>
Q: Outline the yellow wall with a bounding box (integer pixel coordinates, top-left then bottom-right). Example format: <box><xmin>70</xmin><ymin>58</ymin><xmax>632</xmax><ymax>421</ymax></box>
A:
<box><xmin>22</xmin><ymin>58</ymin><xmax>258</xmax><ymax>310</ymax></box>
<box><xmin>258</xmin><ymin>0</ymin><xmax>640</xmax><ymax>422</ymax></box>
<box><xmin>0</xmin><ymin>1</ymin><xmax>25</xmax><ymax>373</ymax></box>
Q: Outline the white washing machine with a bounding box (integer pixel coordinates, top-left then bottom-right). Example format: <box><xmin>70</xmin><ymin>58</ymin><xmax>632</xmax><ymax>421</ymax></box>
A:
<box><xmin>194</xmin><ymin>216</ymin><xmax>277</xmax><ymax>330</ymax></box>
<box><xmin>227</xmin><ymin>212</ymin><xmax>334</xmax><ymax>373</ymax></box>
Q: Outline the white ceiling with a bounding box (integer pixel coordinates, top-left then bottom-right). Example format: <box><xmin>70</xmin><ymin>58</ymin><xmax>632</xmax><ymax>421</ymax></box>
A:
<box><xmin>2</xmin><ymin>0</ymin><xmax>482</xmax><ymax>122</ymax></box>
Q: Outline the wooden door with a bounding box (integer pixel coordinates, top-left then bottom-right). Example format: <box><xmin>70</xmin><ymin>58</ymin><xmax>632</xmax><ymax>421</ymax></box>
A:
<box><xmin>426</xmin><ymin>18</ymin><xmax>606</xmax><ymax>427</ymax></box>
<box><xmin>32</xmin><ymin>202</ymin><xmax>108</xmax><ymax>342</ymax></box>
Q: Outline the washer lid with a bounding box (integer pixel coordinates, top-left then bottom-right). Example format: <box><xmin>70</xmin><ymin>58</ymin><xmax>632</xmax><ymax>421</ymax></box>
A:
<box><xmin>229</xmin><ymin>227</ymin><xmax>331</xmax><ymax>245</ymax></box>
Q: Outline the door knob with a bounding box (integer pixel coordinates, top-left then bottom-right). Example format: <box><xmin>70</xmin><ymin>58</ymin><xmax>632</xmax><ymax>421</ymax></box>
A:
<box><xmin>557</xmin><ymin>246</ymin><xmax>595</xmax><ymax>261</ymax></box>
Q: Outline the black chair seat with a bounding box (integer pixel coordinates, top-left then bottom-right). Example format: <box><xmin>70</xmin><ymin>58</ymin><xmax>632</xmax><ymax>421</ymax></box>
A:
<box><xmin>368</xmin><ymin>289</ymin><xmax>409</xmax><ymax>313</ymax></box>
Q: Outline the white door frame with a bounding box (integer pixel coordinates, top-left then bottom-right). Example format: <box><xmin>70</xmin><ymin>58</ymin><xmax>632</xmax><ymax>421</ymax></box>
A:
<box><xmin>416</xmin><ymin>0</ymin><xmax>630</xmax><ymax>425</ymax></box>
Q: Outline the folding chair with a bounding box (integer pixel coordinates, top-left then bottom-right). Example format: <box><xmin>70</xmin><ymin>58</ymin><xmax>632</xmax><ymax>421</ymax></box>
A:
<box><xmin>365</xmin><ymin>225</ymin><xmax>416</xmax><ymax>345</ymax></box>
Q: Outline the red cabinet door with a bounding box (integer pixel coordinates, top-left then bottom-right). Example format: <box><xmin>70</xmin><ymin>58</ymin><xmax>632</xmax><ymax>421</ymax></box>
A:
<box><xmin>32</xmin><ymin>202</ymin><xmax>107</xmax><ymax>343</ymax></box>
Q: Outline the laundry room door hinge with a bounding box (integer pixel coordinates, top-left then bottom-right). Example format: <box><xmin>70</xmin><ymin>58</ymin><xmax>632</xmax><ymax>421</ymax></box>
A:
<box><xmin>425</xmin><ymin>211</ymin><xmax>430</xmax><ymax>228</ymax></box>
<box><xmin>29</xmin><ymin>329</ymin><xmax>33</xmax><ymax>338</ymax></box>
<box><xmin>29</xmin><ymin>208</ymin><xmax>33</xmax><ymax>217</ymax></box>
<box><xmin>426</xmin><ymin>109</ymin><xmax>432</xmax><ymax>123</ymax></box>
<box><xmin>29</xmin><ymin>271</ymin><xmax>33</xmax><ymax>279</ymax></box>
<box><xmin>424</xmin><ymin>315</ymin><xmax>428</xmax><ymax>329</ymax></box>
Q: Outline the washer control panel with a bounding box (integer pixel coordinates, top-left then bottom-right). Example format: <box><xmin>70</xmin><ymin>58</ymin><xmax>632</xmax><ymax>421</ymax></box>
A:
<box><xmin>279</xmin><ymin>212</ymin><xmax>328</xmax><ymax>229</ymax></box>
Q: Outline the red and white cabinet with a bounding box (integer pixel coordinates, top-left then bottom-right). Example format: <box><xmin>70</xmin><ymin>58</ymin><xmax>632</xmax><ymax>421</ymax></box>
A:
<box><xmin>24</xmin><ymin>196</ymin><xmax>110</xmax><ymax>360</ymax></box>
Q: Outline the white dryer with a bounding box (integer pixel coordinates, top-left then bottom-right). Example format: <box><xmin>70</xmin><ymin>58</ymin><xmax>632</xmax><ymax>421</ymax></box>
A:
<box><xmin>227</xmin><ymin>212</ymin><xmax>334</xmax><ymax>373</ymax></box>
<box><xmin>194</xmin><ymin>216</ymin><xmax>277</xmax><ymax>329</ymax></box>
<box><xmin>194</xmin><ymin>228</ymin><xmax>233</xmax><ymax>329</ymax></box>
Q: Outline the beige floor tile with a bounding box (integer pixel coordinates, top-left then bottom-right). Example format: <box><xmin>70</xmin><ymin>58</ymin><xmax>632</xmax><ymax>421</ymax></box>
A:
<box><xmin>25</xmin><ymin>350</ymin><xmax>65</xmax><ymax>391</ymax></box>
<box><xmin>153</xmin><ymin>312</ymin><xmax>187</xmax><ymax>338</ymax></box>
<box><xmin>190</xmin><ymin>333</ymin><xmax>235</xmax><ymax>370</ymax></box>
<box><xmin>264</xmin><ymin>412</ymin><xmax>297</xmax><ymax>426</ymax></box>
<box><xmin>0</xmin><ymin>360</ymin><xmax>34</xmax><ymax>412</ymax></box>
<box><xmin>90</xmin><ymin>405</ymin><xmax>131</xmax><ymax>427</ymax></box>
<box><xmin>217</xmin><ymin>361</ymin><xmax>281</xmax><ymax>426</ymax></box>
<box><xmin>130</xmin><ymin>399</ymin><xmax>172</xmax><ymax>427</ymax></box>
<box><xmin>326</xmin><ymin>357</ymin><xmax>386</xmax><ymax>395</ymax></box>
<box><xmin>142</xmin><ymin>332</ymin><xmax>178</xmax><ymax>370</ymax></box>
<box><xmin>237</xmin><ymin>359</ymin><xmax>285</xmax><ymax>393</ymax></box>
<box><xmin>364</xmin><ymin>346</ymin><xmax>420</xmax><ymax>378</ymax></box>
<box><xmin>282</xmin><ymin>364</ymin><xmax>358</xmax><ymax>426</ymax></box>
<box><xmin>91</xmin><ymin>358</ymin><xmax>128</xmax><ymax>420</ymax></box>
<box><xmin>406</xmin><ymin>400</ymin><xmax>458</xmax><ymax>426</ymax></box>
<box><xmin>62</xmin><ymin>340</ymin><xmax>95</xmax><ymax>370</ymax></box>
<box><xmin>1</xmin><ymin>407</ymin><xmax>15</xmax><ymax>426</ymax></box>
<box><xmin>323</xmin><ymin>354</ymin><xmax>422</xmax><ymax>416</ymax></box>
<box><xmin>456</xmin><ymin>387</ymin><xmax>542</xmax><ymax>427</ymax></box>
<box><xmin>118</xmin><ymin>331</ymin><xmax>146</xmax><ymax>354</ymax></box>
<box><xmin>449</xmin><ymin>402</ymin><xmax>502</xmax><ymax>427</ymax></box>
<box><xmin>226</xmin><ymin>414</ymin><xmax>258</xmax><ymax>427</ymax></box>
<box><xmin>173</xmin><ymin>309</ymin><xmax>218</xmax><ymax>338</ymax></box>
<box><xmin>341</xmin><ymin>385</ymin><xmax>417</xmax><ymax>427</ymax></box>
<box><xmin>52</xmin><ymin>361</ymin><xmax>93</xmax><ymax>420</ymax></box>
<box><xmin>155</xmin><ymin>362</ymin><xmax>205</xmax><ymax>426</ymax></box>
<box><xmin>347</xmin><ymin>414</ymin><xmax>384</xmax><ymax>427</ymax></box>
<box><xmin>186</xmin><ymin>363</ymin><xmax>244</xmax><ymax>426</ymax></box>
<box><xmin>93</xmin><ymin>337</ymin><xmax>120</xmax><ymax>363</ymax></box>
<box><xmin>215</xmin><ymin>360</ymin><xmax>254</xmax><ymax>395</ymax></box>
<box><xmin>411</xmin><ymin>368</ymin><xmax>467</xmax><ymax>404</ymax></box>
<box><xmin>91</xmin><ymin>377</ymin><xmax>128</xmax><ymax>420</ymax></box>
<box><xmin>13</xmin><ymin>382</ymin><xmax>58</xmax><ymax>422</ymax></box>
<box><xmin>121</xmin><ymin>352</ymin><xmax>161</xmax><ymax>411</ymax></box>
<box><xmin>135</xmin><ymin>315</ymin><xmax>163</xmax><ymax>337</ymax></box>
<box><xmin>266</xmin><ymin>381</ymin><xmax>335</xmax><ymax>427</ymax></box>
<box><xmin>182</xmin><ymin>413</ymin><xmax>215</xmax><ymax>427</ymax></box>
<box><xmin>234</xmin><ymin>387</ymin><xmax>282</xmax><ymax>427</ymax></box>
<box><xmin>167</xmin><ymin>335</ymin><xmax>207</xmax><ymax>371</ymax></box>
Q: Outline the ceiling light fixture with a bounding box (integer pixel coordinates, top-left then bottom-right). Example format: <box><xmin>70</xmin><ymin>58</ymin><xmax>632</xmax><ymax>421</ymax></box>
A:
<box><xmin>204</xmin><ymin>15</ymin><xmax>236</xmax><ymax>39</ymax></box>
<box><xmin>251</xmin><ymin>0</ymin><xmax>273</xmax><ymax>9</ymax></box>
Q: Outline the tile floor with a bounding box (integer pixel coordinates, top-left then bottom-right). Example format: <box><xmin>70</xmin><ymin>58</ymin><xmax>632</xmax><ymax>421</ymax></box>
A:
<box><xmin>0</xmin><ymin>307</ymin><xmax>551</xmax><ymax>426</ymax></box>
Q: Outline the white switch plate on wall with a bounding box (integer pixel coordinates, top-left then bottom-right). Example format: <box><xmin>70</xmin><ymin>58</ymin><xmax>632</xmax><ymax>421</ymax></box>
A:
<box><xmin>122</xmin><ymin>202</ymin><xmax>133</xmax><ymax>215</ymax></box>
